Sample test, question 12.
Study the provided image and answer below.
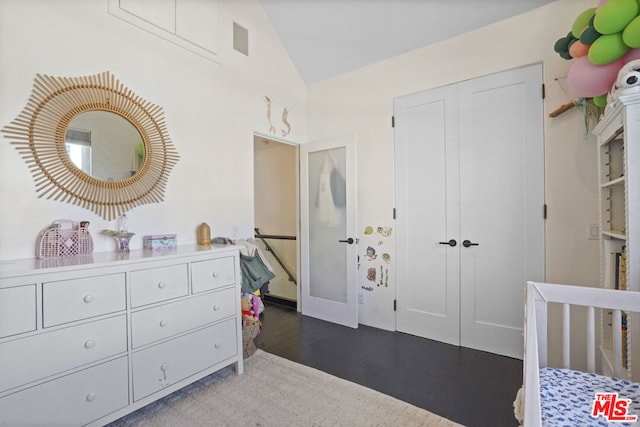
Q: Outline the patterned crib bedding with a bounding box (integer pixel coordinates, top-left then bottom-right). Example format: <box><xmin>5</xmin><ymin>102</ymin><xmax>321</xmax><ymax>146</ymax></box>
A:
<box><xmin>540</xmin><ymin>367</ymin><xmax>640</xmax><ymax>426</ymax></box>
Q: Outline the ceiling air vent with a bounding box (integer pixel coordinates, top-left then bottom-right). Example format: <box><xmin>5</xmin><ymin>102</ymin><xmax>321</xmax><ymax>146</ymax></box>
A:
<box><xmin>233</xmin><ymin>22</ymin><xmax>248</xmax><ymax>56</ymax></box>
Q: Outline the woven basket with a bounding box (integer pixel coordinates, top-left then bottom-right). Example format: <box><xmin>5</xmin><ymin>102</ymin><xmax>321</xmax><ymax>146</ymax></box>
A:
<box><xmin>35</xmin><ymin>220</ymin><xmax>93</xmax><ymax>259</ymax></box>
<box><xmin>242</xmin><ymin>321</ymin><xmax>261</xmax><ymax>358</ymax></box>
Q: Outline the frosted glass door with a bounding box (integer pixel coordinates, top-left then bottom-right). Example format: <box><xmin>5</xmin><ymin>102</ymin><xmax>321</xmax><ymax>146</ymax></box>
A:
<box><xmin>308</xmin><ymin>148</ymin><xmax>347</xmax><ymax>302</ymax></box>
<box><xmin>300</xmin><ymin>136</ymin><xmax>357</xmax><ymax>328</ymax></box>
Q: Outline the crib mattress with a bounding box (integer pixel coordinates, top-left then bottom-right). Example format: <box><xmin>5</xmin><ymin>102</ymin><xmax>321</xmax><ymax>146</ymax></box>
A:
<box><xmin>540</xmin><ymin>367</ymin><xmax>640</xmax><ymax>426</ymax></box>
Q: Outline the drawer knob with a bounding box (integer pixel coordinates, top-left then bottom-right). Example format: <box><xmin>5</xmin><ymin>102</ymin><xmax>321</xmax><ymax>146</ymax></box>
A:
<box><xmin>84</xmin><ymin>340</ymin><xmax>96</xmax><ymax>349</ymax></box>
<box><xmin>159</xmin><ymin>319</ymin><xmax>169</xmax><ymax>327</ymax></box>
<box><xmin>211</xmin><ymin>272</ymin><xmax>219</xmax><ymax>278</ymax></box>
<box><xmin>160</xmin><ymin>362</ymin><xmax>169</xmax><ymax>372</ymax></box>
<box><xmin>214</xmin><ymin>342</ymin><xmax>221</xmax><ymax>349</ymax></box>
<box><xmin>86</xmin><ymin>392</ymin><xmax>97</xmax><ymax>402</ymax></box>
<box><xmin>83</xmin><ymin>295</ymin><xmax>95</xmax><ymax>303</ymax></box>
<box><xmin>213</xmin><ymin>304</ymin><xmax>221</xmax><ymax>311</ymax></box>
<box><xmin>157</xmin><ymin>281</ymin><xmax>167</xmax><ymax>289</ymax></box>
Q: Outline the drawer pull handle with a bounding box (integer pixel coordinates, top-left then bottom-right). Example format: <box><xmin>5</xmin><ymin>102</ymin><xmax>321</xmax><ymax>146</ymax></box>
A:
<box><xmin>213</xmin><ymin>304</ymin><xmax>221</xmax><ymax>311</ymax></box>
<box><xmin>86</xmin><ymin>392</ymin><xmax>97</xmax><ymax>402</ymax></box>
<box><xmin>211</xmin><ymin>272</ymin><xmax>219</xmax><ymax>278</ymax></box>
<box><xmin>214</xmin><ymin>342</ymin><xmax>221</xmax><ymax>349</ymax></box>
<box><xmin>159</xmin><ymin>319</ymin><xmax>169</xmax><ymax>327</ymax></box>
<box><xmin>84</xmin><ymin>340</ymin><xmax>96</xmax><ymax>349</ymax></box>
<box><xmin>83</xmin><ymin>295</ymin><xmax>95</xmax><ymax>303</ymax></box>
<box><xmin>160</xmin><ymin>362</ymin><xmax>169</xmax><ymax>372</ymax></box>
<box><xmin>157</xmin><ymin>281</ymin><xmax>167</xmax><ymax>289</ymax></box>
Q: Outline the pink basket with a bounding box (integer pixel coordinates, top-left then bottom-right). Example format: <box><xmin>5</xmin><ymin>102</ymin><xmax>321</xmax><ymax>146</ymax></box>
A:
<box><xmin>36</xmin><ymin>220</ymin><xmax>94</xmax><ymax>259</ymax></box>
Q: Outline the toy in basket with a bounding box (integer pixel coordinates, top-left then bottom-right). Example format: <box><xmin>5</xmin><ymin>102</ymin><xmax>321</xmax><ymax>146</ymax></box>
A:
<box><xmin>36</xmin><ymin>220</ymin><xmax>94</xmax><ymax>259</ymax></box>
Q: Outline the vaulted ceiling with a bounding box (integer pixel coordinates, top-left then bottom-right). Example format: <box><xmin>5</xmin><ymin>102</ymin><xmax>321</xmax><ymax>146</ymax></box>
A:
<box><xmin>258</xmin><ymin>0</ymin><xmax>558</xmax><ymax>84</ymax></box>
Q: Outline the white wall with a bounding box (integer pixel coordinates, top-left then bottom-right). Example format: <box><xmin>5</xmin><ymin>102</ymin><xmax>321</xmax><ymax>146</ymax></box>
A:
<box><xmin>306</xmin><ymin>0</ymin><xmax>601</xmax><ymax>332</ymax></box>
<box><xmin>0</xmin><ymin>0</ymin><xmax>306</xmax><ymax>260</ymax></box>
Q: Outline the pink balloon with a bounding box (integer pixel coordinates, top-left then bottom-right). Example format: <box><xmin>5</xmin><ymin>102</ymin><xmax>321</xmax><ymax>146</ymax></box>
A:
<box><xmin>567</xmin><ymin>56</ymin><xmax>623</xmax><ymax>97</ymax></box>
<box><xmin>596</xmin><ymin>0</ymin><xmax>608</xmax><ymax>12</ymax></box>
<box><xmin>623</xmin><ymin>48</ymin><xmax>640</xmax><ymax>63</ymax></box>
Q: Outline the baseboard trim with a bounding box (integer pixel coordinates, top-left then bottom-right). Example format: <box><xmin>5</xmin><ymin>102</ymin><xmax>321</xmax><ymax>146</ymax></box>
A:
<box><xmin>263</xmin><ymin>294</ymin><xmax>297</xmax><ymax>309</ymax></box>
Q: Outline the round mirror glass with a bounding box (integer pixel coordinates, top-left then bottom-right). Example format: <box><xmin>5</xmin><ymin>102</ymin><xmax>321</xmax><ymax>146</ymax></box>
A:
<box><xmin>65</xmin><ymin>110</ymin><xmax>144</xmax><ymax>181</ymax></box>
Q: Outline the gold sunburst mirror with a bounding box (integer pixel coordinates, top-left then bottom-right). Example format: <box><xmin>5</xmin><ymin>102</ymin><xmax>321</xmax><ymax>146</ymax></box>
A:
<box><xmin>2</xmin><ymin>71</ymin><xmax>179</xmax><ymax>220</ymax></box>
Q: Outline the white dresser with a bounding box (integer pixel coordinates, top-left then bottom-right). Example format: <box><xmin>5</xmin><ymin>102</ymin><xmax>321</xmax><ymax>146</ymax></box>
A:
<box><xmin>0</xmin><ymin>244</ymin><xmax>244</xmax><ymax>426</ymax></box>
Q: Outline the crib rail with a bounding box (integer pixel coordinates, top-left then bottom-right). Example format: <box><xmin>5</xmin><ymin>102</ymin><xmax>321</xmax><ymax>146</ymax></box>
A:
<box><xmin>523</xmin><ymin>281</ymin><xmax>640</xmax><ymax>425</ymax></box>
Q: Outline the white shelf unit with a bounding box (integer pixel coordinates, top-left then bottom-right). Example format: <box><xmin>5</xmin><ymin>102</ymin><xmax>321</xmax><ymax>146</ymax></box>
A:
<box><xmin>593</xmin><ymin>91</ymin><xmax>640</xmax><ymax>382</ymax></box>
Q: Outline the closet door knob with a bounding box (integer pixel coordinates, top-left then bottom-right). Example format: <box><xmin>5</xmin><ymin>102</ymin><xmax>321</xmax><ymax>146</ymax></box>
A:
<box><xmin>462</xmin><ymin>240</ymin><xmax>479</xmax><ymax>248</ymax></box>
<box><xmin>338</xmin><ymin>238</ymin><xmax>354</xmax><ymax>244</ymax></box>
<box><xmin>438</xmin><ymin>239</ymin><xmax>457</xmax><ymax>247</ymax></box>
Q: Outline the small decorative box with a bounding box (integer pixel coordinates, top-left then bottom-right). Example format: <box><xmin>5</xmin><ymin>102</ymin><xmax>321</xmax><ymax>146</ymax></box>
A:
<box><xmin>143</xmin><ymin>234</ymin><xmax>177</xmax><ymax>251</ymax></box>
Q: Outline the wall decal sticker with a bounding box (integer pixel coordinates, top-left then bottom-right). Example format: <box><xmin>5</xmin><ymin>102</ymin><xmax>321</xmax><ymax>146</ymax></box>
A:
<box><xmin>365</xmin><ymin>246</ymin><xmax>377</xmax><ymax>260</ymax></box>
<box><xmin>281</xmin><ymin>107</ymin><xmax>291</xmax><ymax>137</ymax></box>
<box><xmin>382</xmin><ymin>253</ymin><xmax>391</xmax><ymax>264</ymax></box>
<box><xmin>264</xmin><ymin>96</ymin><xmax>276</xmax><ymax>135</ymax></box>
<box><xmin>367</xmin><ymin>268</ymin><xmax>376</xmax><ymax>281</ymax></box>
<box><xmin>377</xmin><ymin>226</ymin><xmax>392</xmax><ymax>237</ymax></box>
<box><xmin>364</xmin><ymin>225</ymin><xmax>374</xmax><ymax>235</ymax></box>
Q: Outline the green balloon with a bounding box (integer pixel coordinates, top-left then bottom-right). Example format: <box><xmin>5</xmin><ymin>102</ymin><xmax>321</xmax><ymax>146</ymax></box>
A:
<box><xmin>572</xmin><ymin>7</ymin><xmax>596</xmax><ymax>38</ymax></box>
<box><xmin>580</xmin><ymin>26</ymin><xmax>602</xmax><ymax>45</ymax></box>
<box><xmin>589</xmin><ymin>32</ymin><xmax>629</xmax><ymax>64</ymax></box>
<box><xmin>594</xmin><ymin>0</ymin><xmax>639</xmax><ymax>35</ymax></box>
<box><xmin>554</xmin><ymin>36</ymin><xmax>569</xmax><ymax>52</ymax></box>
<box><xmin>623</xmin><ymin>15</ymin><xmax>640</xmax><ymax>47</ymax></box>
<box><xmin>593</xmin><ymin>94</ymin><xmax>608</xmax><ymax>107</ymax></box>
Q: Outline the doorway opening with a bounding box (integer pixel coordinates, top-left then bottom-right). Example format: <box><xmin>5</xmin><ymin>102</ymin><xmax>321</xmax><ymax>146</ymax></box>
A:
<box><xmin>253</xmin><ymin>133</ymin><xmax>299</xmax><ymax>309</ymax></box>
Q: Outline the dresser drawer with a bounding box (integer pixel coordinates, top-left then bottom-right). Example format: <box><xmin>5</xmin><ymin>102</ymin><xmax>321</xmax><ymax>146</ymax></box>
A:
<box><xmin>0</xmin><ymin>356</ymin><xmax>128</xmax><ymax>427</ymax></box>
<box><xmin>132</xmin><ymin>318</ymin><xmax>238</xmax><ymax>401</ymax></box>
<box><xmin>131</xmin><ymin>287</ymin><xmax>237</xmax><ymax>348</ymax></box>
<box><xmin>191</xmin><ymin>256</ymin><xmax>236</xmax><ymax>293</ymax></box>
<box><xmin>130</xmin><ymin>263</ymin><xmax>189</xmax><ymax>308</ymax></box>
<box><xmin>43</xmin><ymin>273</ymin><xmax>126</xmax><ymax>327</ymax></box>
<box><xmin>0</xmin><ymin>315</ymin><xmax>127</xmax><ymax>393</ymax></box>
<box><xmin>0</xmin><ymin>285</ymin><xmax>36</xmax><ymax>339</ymax></box>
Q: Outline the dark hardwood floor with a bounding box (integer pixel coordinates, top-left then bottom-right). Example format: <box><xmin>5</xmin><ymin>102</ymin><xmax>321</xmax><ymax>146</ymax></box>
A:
<box><xmin>255</xmin><ymin>302</ymin><xmax>523</xmax><ymax>427</ymax></box>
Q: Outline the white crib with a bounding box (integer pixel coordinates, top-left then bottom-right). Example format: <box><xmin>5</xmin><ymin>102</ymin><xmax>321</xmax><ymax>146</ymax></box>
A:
<box><xmin>523</xmin><ymin>281</ymin><xmax>640</xmax><ymax>426</ymax></box>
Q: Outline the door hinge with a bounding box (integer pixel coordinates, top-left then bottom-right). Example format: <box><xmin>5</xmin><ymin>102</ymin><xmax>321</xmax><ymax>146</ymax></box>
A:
<box><xmin>544</xmin><ymin>204</ymin><xmax>547</xmax><ymax>219</ymax></box>
<box><xmin>393</xmin><ymin>299</ymin><xmax>397</xmax><ymax>311</ymax></box>
<box><xmin>542</xmin><ymin>83</ymin><xmax>545</xmax><ymax>99</ymax></box>
<box><xmin>393</xmin><ymin>208</ymin><xmax>396</xmax><ymax>219</ymax></box>
<box><xmin>392</xmin><ymin>116</ymin><xmax>395</xmax><ymax>128</ymax></box>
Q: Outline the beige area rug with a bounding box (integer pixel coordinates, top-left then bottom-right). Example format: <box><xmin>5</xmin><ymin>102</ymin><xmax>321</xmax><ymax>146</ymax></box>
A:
<box><xmin>108</xmin><ymin>350</ymin><xmax>462</xmax><ymax>427</ymax></box>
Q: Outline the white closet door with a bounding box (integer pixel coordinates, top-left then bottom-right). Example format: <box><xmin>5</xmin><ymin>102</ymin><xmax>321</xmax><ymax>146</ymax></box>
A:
<box><xmin>394</xmin><ymin>64</ymin><xmax>544</xmax><ymax>358</ymax></box>
<box><xmin>458</xmin><ymin>64</ymin><xmax>545</xmax><ymax>358</ymax></box>
<box><xmin>394</xmin><ymin>84</ymin><xmax>460</xmax><ymax>346</ymax></box>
